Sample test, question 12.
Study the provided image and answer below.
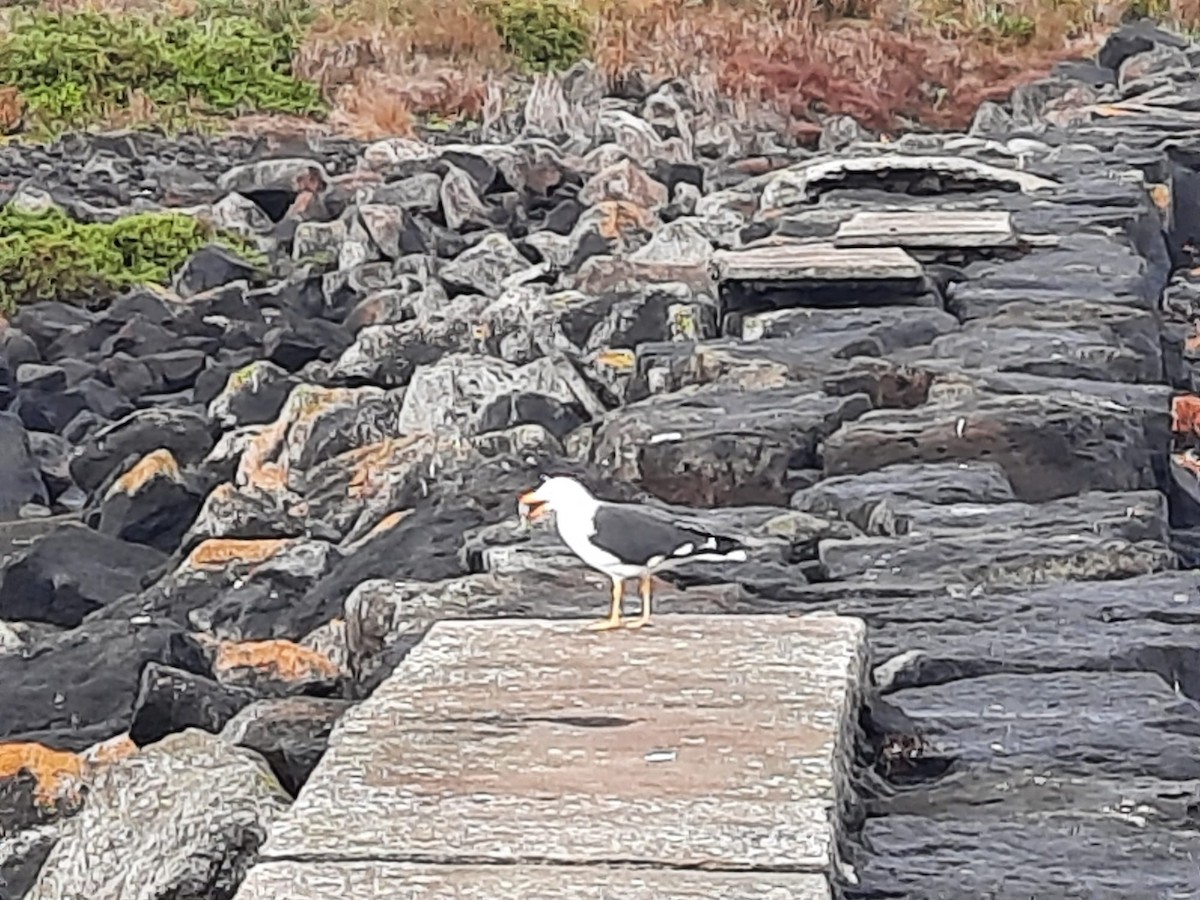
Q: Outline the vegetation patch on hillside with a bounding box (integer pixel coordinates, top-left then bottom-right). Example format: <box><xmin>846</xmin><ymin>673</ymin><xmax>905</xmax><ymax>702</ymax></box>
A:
<box><xmin>0</xmin><ymin>0</ymin><xmax>322</xmax><ymax>136</ymax></box>
<box><xmin>0</xmin><ymin>0</ymin><xmax>1197</xmax><ymax>141</ymax></box>
<box><xmin>0</xmin><ymin>205</ymin><xmax>258</xmax><ymax>313</ymax></box>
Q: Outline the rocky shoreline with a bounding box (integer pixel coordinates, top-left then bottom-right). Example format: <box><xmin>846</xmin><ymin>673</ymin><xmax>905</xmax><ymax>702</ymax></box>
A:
<box><xmin>3</xmin><ymin>18</ymin><xmax>1200</xmax><ymax>899</ymax></box>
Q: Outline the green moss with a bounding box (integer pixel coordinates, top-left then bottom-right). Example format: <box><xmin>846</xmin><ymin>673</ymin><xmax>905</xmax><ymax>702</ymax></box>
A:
<box><xmin>0</xmin><ymin>3</ymin><xmax>322</xmax><ymax>137</ymax></box>
<box><xmin>481</xmin><ymin>0</ymin><xmax>590</xmax><ymax>74</ymax></box>
<box><xmin>0</xmin><ymin>205</ymin><xmax>259</xmax><ymax>313</ymax></box>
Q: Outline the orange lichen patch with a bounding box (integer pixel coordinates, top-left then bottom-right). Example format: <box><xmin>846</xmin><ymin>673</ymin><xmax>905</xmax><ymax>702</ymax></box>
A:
<box><xmin>185</xmin><ymin>538</ymin><xmax>292</xmax><ymax>570</ymax></box>
<box><xmin>595</xmin><ymin>201</ymin><xmax>655</xmax><ymax>241</ymax></box>
<box><xmin>346</xmin><ymin>438</ymin><xmax>405</xmax><ymax>500</ymax></box>
<box><xmin>82</xmin><ymin>734</ymin><xmax>138</xmax><ymax>768</ymax></box>
<box><xmin>343</xmin><ymin>433</ymin><xmax>434</xmax><ymax>501</ymax></box>
<box><xmin>0</xmin><ymin>743</ymin><xmax>86</xmax><ymax>806</ymax></box>
<box><xmin>216</xmin><ymin>639</ymin><xmax>341</xmax><ymax>682</ymax></box>
<box><xmin>1172</xmin><ymin>394</ymin><xmax>1200</xmax><ymax>435</ymax></box>
<box><xmin>237</xmin><ymin>384</ymin><xmax>359</xmax><ymax>491</ymax></box>
<box><xmin>107</xmin><ymin>448</ymin><xmax>182</xmax><ymax>498</ymax></box>
<box><xmin>1149</xmin><ymin>183</ymin><xmax>1172</xmax><ymax>213</ymax></box>
<box><xmin>238</xmin><ymin>415</ymin><xmax>292</xmax><ymax>489</ymax></box>
<box><xmin>361</xmin><ymin>508</ymin><xmax>413</xmax><ymax>543</ymax></box>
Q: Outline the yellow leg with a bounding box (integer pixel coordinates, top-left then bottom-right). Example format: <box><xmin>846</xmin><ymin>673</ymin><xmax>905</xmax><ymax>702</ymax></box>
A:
<box><xmin>624</xmin><ymin>574</ymin><xmax>653</xmax><ymax>630</ymax></box>
<box><xmin>587</xmin><ymin>577</ymin><xmax>625</xmax><ymax>631</ymax></box>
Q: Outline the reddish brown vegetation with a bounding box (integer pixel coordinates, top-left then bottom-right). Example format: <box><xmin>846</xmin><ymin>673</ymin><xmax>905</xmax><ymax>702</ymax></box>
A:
<box><xmin>16</xmin><ymin>1</ymin><xmax>1200</xmax><ymax>139</ymax></box>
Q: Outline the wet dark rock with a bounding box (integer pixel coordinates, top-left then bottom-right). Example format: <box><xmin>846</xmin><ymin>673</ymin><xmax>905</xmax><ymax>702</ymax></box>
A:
<box><xmin>593</xmin><ymin>384</ymin><xmax>872</xmax><ymax>506</ymax></box>
<box><xmin>0</xmin><ymin>522</ymin><xmax>166</xmax><ymax>627</ymax></box>
<box><xmin>69</xmin><ymin>409</ymin><xmax>214</xmax><ymax>495</ymax></box>
<box><xmin>0</xmin><ymin>413</ymin><xmax>48</xmax><ymax>520</ymax></box>
<box><xmin>128</xmin><ymin>662</ymin><xmax>259</xmax><ymax>747</ymax></box>
<box><xmin>1</xmin><ymin>618</ymin><xmax>210</xmax><ymax>750</ymax></box>
<box><xmin>138</xmin><ymin>348</ymin><xmax>209</xmax><ymax>394</ymax></box>
<box><xmin>173</xmin><ymin>245</ymin><xmax>262</xmax><ymax>298</ymax></box>
<box><xmin>221</xmin><ymin>696</ymin><xmax>350</xmax><ymax>796</ymax></box>
<box><xmin>822</xmin><ymin>392</ymin><xmax>1157</xmax><ymax>503</ymax></box>
<box><xmin>95</xmin><ymin>452</ymin><xmax>203</xmax><ymax>553</ymax></box>
<box><xmin>262</xmin><ymin>317</ymin><xmax>351</xmax><ymax>373</ymax></box>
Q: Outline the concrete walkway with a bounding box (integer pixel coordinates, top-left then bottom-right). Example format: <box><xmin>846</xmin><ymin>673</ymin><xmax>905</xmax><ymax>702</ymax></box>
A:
<box><xmin>235</xmin><ymin>613</ymin><xmax>868</xmax><ymax>899</ymax></box>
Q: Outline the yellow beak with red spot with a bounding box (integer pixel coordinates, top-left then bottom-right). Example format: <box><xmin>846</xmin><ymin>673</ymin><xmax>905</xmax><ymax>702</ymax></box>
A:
<box><xmin>518</xmin><ymin>489</ymin><xmax>550</xmax><ymax>523</ymax></box>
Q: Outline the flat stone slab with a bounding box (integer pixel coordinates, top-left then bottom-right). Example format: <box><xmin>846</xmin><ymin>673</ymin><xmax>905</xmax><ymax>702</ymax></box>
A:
<box><xmin>833</xmin><ymin>210</ymin><xmax>1017</xmax><ymax>249</ymax></box>
<box><xmin>235</xmin><ymin>613</ymin><xmax>867</xmax><ymax>898</ymax></box>
<box><xmin>712</xmin><ymin>241</ymin><xmax>922</xmax><ymax>283</ymax></box>
<box><xmin>239</xmin><ymin>862</ymin><xmax>832</xmax><ymax>899</ymax></box>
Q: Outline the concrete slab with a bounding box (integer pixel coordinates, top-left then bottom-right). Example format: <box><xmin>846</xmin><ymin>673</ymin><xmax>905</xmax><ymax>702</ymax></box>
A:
<box><xmin>712</xmin><ymin>242</ymin><xmax>922</xmax><ymax>283</ymax></box>
<box><xmin>239</xmin><ymin>862</ymin><xmax>832</xmax><ymax>899</ymax></box>
<box><xmin>833</xmin><ymin>210</ymin><xmax>1017</xmax><ymax>249</ymax></box>
<box><xmin>235</xmin><ymin>613</ymin><xmax>867</xmax><ymax>899</ymax></box>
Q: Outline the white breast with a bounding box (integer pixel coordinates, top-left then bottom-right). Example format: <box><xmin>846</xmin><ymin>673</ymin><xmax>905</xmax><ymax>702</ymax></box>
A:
<box><xmin>555</xmin><ymin>513</ymin><xmax>641</xmax><ymax>578</ymax></box>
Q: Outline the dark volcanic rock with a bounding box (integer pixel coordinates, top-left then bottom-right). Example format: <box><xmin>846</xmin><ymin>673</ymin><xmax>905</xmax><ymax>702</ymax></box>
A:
<box><xmin>0</xmin><ymin>522</ymin><xmax>166</xmax><ymax>627</ymax></box>
<box><xmin>593</xmin><ymin>384</ymin><xmax>873</xmax><ymax>506</ymax></box>
<box><xmin>822</xmin><ymin>392</ymin><xmax>1157</xmax><ymax>502</ymax></box>
<box><xmin>128</xmin><ymin>662</ymin><xmax>259</xmax><ymax>747</ymax></box>
<box><xmin>95</xmin><ymin>449</ymin><xmax>203</xmax><ymax>553</ymax></box>
<box><xmin>817</xmin><ymin>489</ymin><xmax>1173</xmax><ymax>585</ymax></box>
<box><xmin>0</xmin><ymin>413</ymin><xmax>48</xmax><ymax>519</ymax></box>
<box><xmin>221</xmin><ymin>696</ymin><xmax>350</xmax><ymax>796</ymax></box>
<box><xmin>1</xmin><ymin>618</ymin><xmax>211</xmax><ymax>750</ymax></box>
<box><xmin>69</xmin><ymin>408</ymin><xmax>214</xmax><ymax>495</ymax></box>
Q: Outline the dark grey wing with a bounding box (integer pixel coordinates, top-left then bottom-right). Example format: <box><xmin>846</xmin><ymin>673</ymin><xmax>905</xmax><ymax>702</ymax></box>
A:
<box><xmin>590</xmin><ymin>502</ymin><xmax>741</xmax><ymax>566</ymax></box>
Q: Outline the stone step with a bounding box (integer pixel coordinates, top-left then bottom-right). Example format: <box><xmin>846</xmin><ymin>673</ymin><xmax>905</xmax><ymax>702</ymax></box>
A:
<box><xmin>234</xmin><ymin>613</ymin><xmax>868</xmax><ymax>900</ymax></box>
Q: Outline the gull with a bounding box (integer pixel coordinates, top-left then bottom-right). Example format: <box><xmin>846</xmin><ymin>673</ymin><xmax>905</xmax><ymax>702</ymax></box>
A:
<box><xmin>518</xmin><ymin>475</ymin><xmax>748</xmax><ymax>632</ymax></box>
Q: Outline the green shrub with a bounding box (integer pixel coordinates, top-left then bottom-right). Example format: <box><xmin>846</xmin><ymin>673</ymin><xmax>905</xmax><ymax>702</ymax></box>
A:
<box><xmin>482</xmin><ymin>0</ymin><xmax>591</xmax><ymax>74</ymax></box>
<box><xmin>0</xmin><ymin>5</ymin><xmax>322</xmax><ymax>136</ymax></box>
<box><xmin>0</xmin><ymin>205</ymin><xmax>258</xmax><ymax>313</ymax></box>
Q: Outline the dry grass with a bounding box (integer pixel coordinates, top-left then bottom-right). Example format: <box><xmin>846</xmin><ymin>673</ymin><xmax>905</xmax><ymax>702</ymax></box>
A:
<box><xmin>7</xmin><ymin>0</ymin><xmax>1200</xmax><ymax>140</ymax></box>
<box><xmin>292</xmin><ymin>0</ymin><xmax>1200</xmax><ymax>139</ymax></box>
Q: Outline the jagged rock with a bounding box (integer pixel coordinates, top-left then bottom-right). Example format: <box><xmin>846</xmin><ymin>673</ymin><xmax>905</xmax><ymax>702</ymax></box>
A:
<box><xmin>221</xmin><ymin>696</ymin><xmax>350</xmax><ymax>795</ymax></box>
<box><xmin>173</xmin><ymin>245</ymin><xmax>262</xmax><ymax>298</ymax></box>
<box><xmin>440</xmin><ymin>163</ymin><xmax>491</xmax><ymax>231</ymax></box>
<box><xmin>96</xmin><ymin>449</ymin><xmax>202</xmax><ymax>552</ymax></box>
<box><xmin>592</xmin><ymin>384</ymin><xmax>872</xmax><ymax>505</ymax></box>
<box><xmin>397</xmin><ymin>353</ymin><xmax>600</xmax><ymax>440</ymax></box>
<box><xmin>207</xmin><ymin>360</ymin><xmax>299</xmax><ymax>429</ymax></box>
<box><xmin>438</xmin><ymin>233</ymin><xmax>532</xmax><ymax>298</ymax></box>
<box><xmin>0</xmin><ymin>522</ymin><xmax>166</xmax><ymax>627</ymax></box>
<box><xmin>69</xmin><ymin>408</ymin><xmax>214</xmax><ymax>496</ymax></box>
<box><xmin>128</xmin><ymin>663</ymin><xmax>259</xmax><ymax>747</ymax></box>
<box><xmin>27</xmin><ymin>728</ymin><xmax>290</xmax><ymax>900</ymax></box>
<box><xmin>1</xmin><ymin>619</ymin><xmax>210</xmax><ymax>749</ymax></box>
<box><xmin>578</xmin><ymin>158</ymin><xmax>669</xmax><ymax>209</ymax></box>
<box><xmin>0</xmin><ymin>412</ymin><xmax>48</xmax><ymax>519</ymax></box>
<box><xmin>822</xmin><ymin>392</ymin><xmax>1157</xmax><ymax>503</ymax></box>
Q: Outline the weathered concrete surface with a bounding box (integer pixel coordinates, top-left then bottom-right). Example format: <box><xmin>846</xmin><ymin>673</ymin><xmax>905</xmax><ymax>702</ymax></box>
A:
<box><xmin>237</xmin><ymin>863</ymin><xmax>831</xmax><ymax>899</ymax></box>
<box><xmin>235</xmin><ymin>614</ymin><xmax>867</xmax><ymax>898</ymax></box>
